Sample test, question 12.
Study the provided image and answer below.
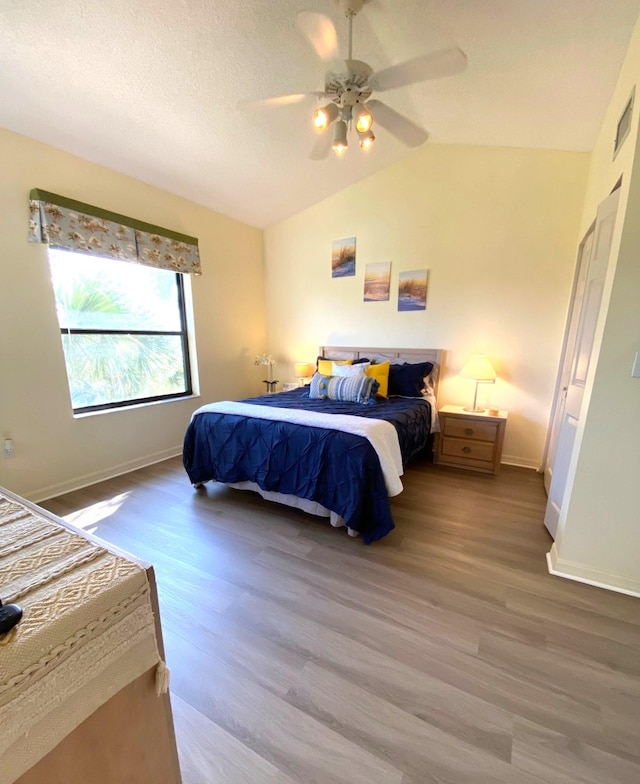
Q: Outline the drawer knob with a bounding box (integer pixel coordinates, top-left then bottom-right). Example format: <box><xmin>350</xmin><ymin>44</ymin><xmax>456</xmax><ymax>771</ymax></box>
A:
<box><xmin>462</xmin><ymin>446</ymin><xmax>471</xmax><ymax>453</ymax></box>
<box><xmin>465</xmin><ymin>428</ymin><xmax>474</xmax><ymax>435</ymax></box>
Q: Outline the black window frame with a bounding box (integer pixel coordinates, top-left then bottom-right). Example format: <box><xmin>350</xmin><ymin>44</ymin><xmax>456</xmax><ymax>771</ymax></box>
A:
<box><xmin>55</xmin><ymin>268</ymin><xmax>193</xmax><ymax>414</ymax></box>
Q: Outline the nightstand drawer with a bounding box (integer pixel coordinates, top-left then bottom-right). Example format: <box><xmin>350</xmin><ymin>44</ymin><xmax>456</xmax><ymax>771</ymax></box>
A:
<box><xmin>440</xmin><ymin>437</ymin><xmax>495</xmax><ymax>463</ymax></box>
<box><xmin>442</xmin><ymin>418</ymin><xmax>498</xmax><ymax>442</ymax></box>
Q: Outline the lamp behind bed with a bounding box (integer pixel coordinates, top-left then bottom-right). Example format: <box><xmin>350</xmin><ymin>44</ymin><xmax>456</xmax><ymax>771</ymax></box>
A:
<box><xmin>294</xmin><ymin>362</ymin><xmax>312</xmax><ymax>386</ymax></box>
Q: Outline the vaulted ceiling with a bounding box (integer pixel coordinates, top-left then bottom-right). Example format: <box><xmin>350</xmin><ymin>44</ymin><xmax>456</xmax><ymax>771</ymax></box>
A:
<box><xmin>1</xmin><ymin>1</ymin><xmax>638</xmax><ymax>227</ymax></box>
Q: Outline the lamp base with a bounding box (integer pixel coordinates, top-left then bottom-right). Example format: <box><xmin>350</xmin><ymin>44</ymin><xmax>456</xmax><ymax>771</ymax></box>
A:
<box><xmin>463</xmin><ymin>406</ymin><xmax>485</xmax><ymax>412</ymax></box>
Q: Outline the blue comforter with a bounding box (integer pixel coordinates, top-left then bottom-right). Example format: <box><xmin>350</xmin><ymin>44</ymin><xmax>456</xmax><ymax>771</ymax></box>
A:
<box><xmin>183</xmin><ymin>388</ymin><xmax>432</xmax><ymax>543</ymax></box>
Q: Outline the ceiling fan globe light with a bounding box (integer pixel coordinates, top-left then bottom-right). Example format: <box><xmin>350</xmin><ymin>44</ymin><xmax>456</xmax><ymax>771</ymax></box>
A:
<box><xmin>313</xmin><ymin>102</ymin><xmax>339</xmax><ymax>131</ymax></box>
<box><xmin>313</xmin><ymin>108</ymin><xmax>329</xmax><ymax>130</ymax></box>
<box><xmin>359</xmin><ymin>130</ymin><xmax>375</xmax><ymax>149</ymax></box>
<box><xmin>355</xmin><ymin>109</ymin><xmax>372</xmax><ymax>132</ymax></box>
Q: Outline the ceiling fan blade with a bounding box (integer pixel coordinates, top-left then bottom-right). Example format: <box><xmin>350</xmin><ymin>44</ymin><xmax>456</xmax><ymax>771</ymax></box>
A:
<box><xmin>297</xmin><ymin>11</ymin><xmax>339</xmax><ymax>61</ymax></box>
<box><xmin>366</xmin><ymin>100</ymin><xmax>428</xmax><ymax>148</ymax></box>
<box><xmin>369</xmin><ymin>47</ymin><xmax>467</xmax><ymax>91</ymax></box>
<box><xmin>309</xmin><ymin>130</ymin><xmax>333</xmax><ymax>160</ymax></box>
<box><xmin>237</xmin><ymin>92</ymin><xmax>325</xmax><ymax>110</ymax></box>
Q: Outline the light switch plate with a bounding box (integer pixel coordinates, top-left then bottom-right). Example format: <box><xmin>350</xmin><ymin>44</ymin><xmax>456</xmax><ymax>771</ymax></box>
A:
<box><xmin>632</xmin><ymin>352</ymin><xmax>640</xmax><ymax>378</ymax></box>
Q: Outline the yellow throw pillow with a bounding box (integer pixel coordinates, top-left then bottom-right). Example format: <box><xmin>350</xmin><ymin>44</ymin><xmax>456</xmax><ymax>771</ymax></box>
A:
<box><xmin>317</xmin><ymin>358</ymin><xmax>352</xmax><ymax>375</ymax></box>
<box><xmin>365</xmin><ymin>361</ymin><xmax>390</xmax><ymax>397</ymax></box>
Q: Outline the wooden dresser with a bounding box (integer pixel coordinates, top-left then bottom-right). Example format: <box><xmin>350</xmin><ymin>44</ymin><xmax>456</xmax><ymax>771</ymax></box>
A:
<box><xmin>435</xmin><ymin>405</ymin><xmax>507</xmax><ymax>475</ymax></box>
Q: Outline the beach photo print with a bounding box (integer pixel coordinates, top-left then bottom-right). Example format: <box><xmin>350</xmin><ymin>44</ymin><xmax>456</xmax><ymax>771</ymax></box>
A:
<box><xmin>363</xmin><ymin>261</ymin><xmax>391</xmax><ymax>302</ymax></box>
<box><xmin>331</xmin><ymin>237</ymin><xmax>356</xmax><ymax>278</ymax></box>
<box><xmin>398</xmin><ymin>269</ymin><xmax>428</xmax><ymax>311</ymax></box>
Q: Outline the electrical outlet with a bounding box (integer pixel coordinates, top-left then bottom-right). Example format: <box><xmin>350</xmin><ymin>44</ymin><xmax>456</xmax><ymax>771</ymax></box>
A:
<box><xmin>3</xmin><ymin>439</ymin><xmax>15</xmax><ymax>459</ymax></box>
<box><xmin>632</xmin><ymin>352</ymin><xmax>640</xmax><ymax>378</ymax></box>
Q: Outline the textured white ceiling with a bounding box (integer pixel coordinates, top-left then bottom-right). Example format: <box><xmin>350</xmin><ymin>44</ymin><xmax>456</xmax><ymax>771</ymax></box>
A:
<box><xmin>1</xmin><ymin>0</ymin><xmax>638</xmax><ymax>228</ymax></box>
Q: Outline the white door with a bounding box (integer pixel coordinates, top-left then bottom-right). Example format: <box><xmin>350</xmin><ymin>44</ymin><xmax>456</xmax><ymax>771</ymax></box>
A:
<box><xmin>543</xmin><ymin>227</ymin><xmax>594</xmax><ymax>494</ymax></box>
<box><xmin>543</xmin><ymin>188</ymin><xmax>619</xmax><ymax>538</ymax></box>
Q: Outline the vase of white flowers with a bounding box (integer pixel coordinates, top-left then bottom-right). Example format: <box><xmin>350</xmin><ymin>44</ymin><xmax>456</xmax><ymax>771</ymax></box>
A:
<box><xmin>255</xmin><ymin>354</ymin><xmax>278</xmax><ymax>393</ymax></box>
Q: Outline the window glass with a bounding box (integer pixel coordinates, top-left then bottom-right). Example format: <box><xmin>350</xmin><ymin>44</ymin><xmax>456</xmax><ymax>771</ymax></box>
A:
<box><xmin>48</xmin><ymin>248</ymin><xmax>192</xmax><ymax>412</ymax></box>
<box><xmin>50</xmin><ymin>251</ymin><xmax>182</xmax><ymax>331</ymax></box>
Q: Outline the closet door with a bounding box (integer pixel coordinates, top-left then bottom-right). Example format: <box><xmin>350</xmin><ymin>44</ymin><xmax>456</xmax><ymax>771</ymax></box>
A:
<box><xmin>543</xmin><ymin>188</ymin><xmax>619</xmax><ymax>539</ymax></box>
<box><xmin>543</xmin><ymin>227</ymin><xmax>594</xmax><ymax>495</ymax></box>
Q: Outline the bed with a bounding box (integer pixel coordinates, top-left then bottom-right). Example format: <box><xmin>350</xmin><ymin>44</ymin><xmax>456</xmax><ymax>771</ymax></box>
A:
<box><xmin>183</xmin><ymin>346</ymin><xmax>442</xmax><ymax>543</ymax></box>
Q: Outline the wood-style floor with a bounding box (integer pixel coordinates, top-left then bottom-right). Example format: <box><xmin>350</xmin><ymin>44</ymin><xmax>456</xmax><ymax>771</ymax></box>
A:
<box><xmin>42</xmin><ymin>456</ymin><xmax>640</xmax><ymax>784</ymax></box>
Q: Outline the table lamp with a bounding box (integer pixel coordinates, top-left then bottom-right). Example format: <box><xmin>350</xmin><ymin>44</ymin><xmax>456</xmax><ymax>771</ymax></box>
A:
<box><xmin>294</xmin><ymin>362</ymin><xmax>311</xmax><ymax>386</ymax></box>
<box><xmin>459</xmin><ymin>355</ymin><xmax>496</xmax><ymax>412</ymax></box>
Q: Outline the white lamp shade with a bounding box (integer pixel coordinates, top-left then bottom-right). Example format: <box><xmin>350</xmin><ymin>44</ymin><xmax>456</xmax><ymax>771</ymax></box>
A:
<box><xmin>294</xmin><ymin>363</ymin><xmax>311</xmax><ymax>378</ymax></box>
<box><xmin>459</xmin><ymin>355</ymin><xmax>496</xmax><ymax>382</ymax></box>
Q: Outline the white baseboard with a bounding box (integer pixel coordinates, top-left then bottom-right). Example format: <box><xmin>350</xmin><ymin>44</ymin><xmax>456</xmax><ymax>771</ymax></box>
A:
<box><xmin>546</xmin><ymin>543</ymin><xmax>640</xmax><ymax>598</ymax></box>
<box><xmin>31</xmin><ymin>447</ymin><xmax>183</xmax><ymax>503</ymax></box>
<box><xmin>501</xmin><ymin>454</ymin><xmax>540</xmax><ymax>469</ymax></box>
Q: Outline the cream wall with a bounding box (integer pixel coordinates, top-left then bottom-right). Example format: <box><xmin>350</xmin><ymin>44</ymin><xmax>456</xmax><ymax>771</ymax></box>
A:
<box><xmin>550</xmin><ymin>14</ymin><xmax>640</xmax><ymax>594</ymax></box>
<box><xmin>264</xmin><ymin>144</ymin><xmax>588</xmax><ymax>467</ymax></box>
<box><xmin>0</xmin><ymin>129</ymin><xmax>265</xmax><ymax>500</ymax></box>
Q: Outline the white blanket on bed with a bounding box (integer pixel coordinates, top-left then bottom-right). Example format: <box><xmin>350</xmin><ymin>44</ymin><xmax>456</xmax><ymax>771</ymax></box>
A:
<box><xmin>192</xmin><ymin>401</ymin><xmax>404</xmax><ymax>496</ymax></box>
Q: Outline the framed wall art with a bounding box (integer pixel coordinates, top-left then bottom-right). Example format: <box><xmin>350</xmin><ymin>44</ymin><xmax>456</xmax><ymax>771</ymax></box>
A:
<box><xmin>398</xmin><ymin>269</ymin><xmax>428</xmax><ymax>311</ymax></box>
<box><xmin>331</xmin><ymin>237</ymin><xmax>356</xmax><ymax>278</ymax></box>
<box><xmin>363</xmin><ymin>261</ymin><xmax>391</xmax><ymax>302</ymax></box>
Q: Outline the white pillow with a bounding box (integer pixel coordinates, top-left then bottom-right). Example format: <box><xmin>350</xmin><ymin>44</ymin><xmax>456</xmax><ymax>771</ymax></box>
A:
<box><xmin>331</xmin><ymin>361</ymin><xmax>370</xmax><ymax>377</ymax></box>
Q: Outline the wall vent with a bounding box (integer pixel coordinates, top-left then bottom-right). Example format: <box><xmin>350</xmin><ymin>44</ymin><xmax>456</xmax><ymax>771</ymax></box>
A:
<box><xmin>613</xmin><ymin>88</ymin><xmax>634</xmax><ymax>159</ymax></box>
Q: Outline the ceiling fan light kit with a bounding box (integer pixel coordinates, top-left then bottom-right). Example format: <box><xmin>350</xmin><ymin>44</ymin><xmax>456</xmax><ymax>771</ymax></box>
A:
<box><xmin>355</xmin><ymin>108</ymin><xmax>373</xmax><ymax>133</ymax></box>
<box><xmin>313</xmin><ymin>102</ymin><xmax>340</xmax><ymax>130</ymax></box>
<box><xmin>242</xmin><ymin>0</ymin><xmax>467</xmax><ymax>160</ymax></box>
<box><xmin>358</xmin><ymin>129</ymin><xmax>375</xmax><ymax>149</ymax></box>
<box><xmin>332</xmin><ymin>119</ymin><xmax>349</xmax><ymax>153</ymax></box>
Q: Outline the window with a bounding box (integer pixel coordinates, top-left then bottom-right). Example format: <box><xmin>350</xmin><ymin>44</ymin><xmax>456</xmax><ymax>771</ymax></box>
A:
<box><xmin>48</xmin><ymin>249</ymin><xmax>193</xmax><ymax>413</ymax></box>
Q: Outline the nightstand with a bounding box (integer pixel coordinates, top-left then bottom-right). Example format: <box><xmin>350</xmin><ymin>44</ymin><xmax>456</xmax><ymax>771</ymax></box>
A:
<box><xmin>281</xmin><ymin>382</ymin><xmax>299</xmax><ymax>392</ymax></box>
<box><xmin>435</xmin><ymin>405</ymin><xmax>507</xmax><ymax>475</ymax></box>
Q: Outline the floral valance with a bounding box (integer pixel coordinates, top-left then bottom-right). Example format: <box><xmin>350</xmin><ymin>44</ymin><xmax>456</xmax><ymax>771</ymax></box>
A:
<box><xmin>28</xmin><ymin>189</ymin><xmax>201</xmax><ymax>275</ymax></box>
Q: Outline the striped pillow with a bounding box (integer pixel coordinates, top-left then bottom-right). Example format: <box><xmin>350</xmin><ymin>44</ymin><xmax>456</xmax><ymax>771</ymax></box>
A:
<box><xmin>309</xmin><ymin>372</ymin><xmax>379</xmax><ymax>404</ymax></box>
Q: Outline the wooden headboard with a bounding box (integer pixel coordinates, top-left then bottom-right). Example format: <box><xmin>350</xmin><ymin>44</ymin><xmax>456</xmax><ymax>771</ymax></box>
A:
<box><xmin>319</xmin><ymin>346</ymin><xmax>443</xmax><ymax>400</ymax></box>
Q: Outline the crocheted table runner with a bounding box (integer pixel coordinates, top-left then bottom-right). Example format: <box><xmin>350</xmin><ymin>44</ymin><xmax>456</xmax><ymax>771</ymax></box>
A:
<box><xmin>0</xmin><ymin>490</ymin><xmax>164</xmax><ymax>784</ymax></box>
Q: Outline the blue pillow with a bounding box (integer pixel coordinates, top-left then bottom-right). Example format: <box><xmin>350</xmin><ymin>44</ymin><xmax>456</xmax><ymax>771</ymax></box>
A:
<box><xmin>309</xmin><ymin>372</ymin><xmax>379</xmax><ymax>404</ymax></box>
<box><xmin>388</xmin><ymin>362</ymin><xmax>434</xmax><ymax>397</ymax></box>
<box><xmin>309</xmin><ymin>372</ymin><xmax>332</xmax><ymax>398</ymax></box>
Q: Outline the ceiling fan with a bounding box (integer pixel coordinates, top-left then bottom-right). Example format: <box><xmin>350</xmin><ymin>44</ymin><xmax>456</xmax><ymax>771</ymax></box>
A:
<box><xmin>240</xmin><ymin>0</ymin><xmax>467</xmax><ymax>159</ymax></box>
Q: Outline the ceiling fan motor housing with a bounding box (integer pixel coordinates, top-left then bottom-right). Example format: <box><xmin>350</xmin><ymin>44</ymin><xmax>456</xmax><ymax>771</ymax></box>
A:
<box><xmin>325</xmin><ymin>59</ymin><xmax>373</xmax><ymax>110</ymax></box>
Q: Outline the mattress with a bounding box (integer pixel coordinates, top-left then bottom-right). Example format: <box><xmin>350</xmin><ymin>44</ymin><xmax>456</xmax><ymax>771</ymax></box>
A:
<box><xmin>183</xmin><ymin>388</ymin><xmax>433</xmax><ymax>543</ymax></box>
